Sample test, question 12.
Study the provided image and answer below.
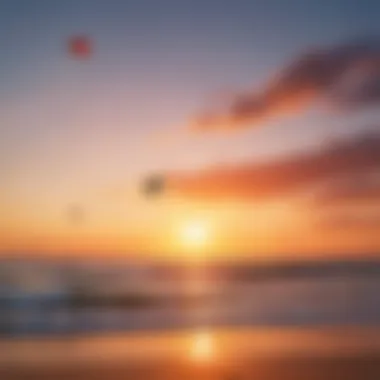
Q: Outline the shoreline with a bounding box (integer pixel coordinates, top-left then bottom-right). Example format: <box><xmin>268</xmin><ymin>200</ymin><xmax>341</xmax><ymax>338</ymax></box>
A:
<box><xmin>2</xmin><ymin>327</ymin><xmax>380</xmax><ymax>368</ymax></box>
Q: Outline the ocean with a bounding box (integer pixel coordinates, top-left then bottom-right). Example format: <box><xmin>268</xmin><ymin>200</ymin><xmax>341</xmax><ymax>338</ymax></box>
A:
<box><xmin>2</xmin><ymin>272</ymin><xmax>380</xmax><ymax>337</ymax></box>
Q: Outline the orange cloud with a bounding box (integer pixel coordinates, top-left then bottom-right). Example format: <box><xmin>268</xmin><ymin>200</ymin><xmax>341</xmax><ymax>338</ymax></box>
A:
<box><xmin>316</xmin><ymin>179</ymin><xmax>380</xmax><ymax>207</ymax></box>
<box><xmin>318</xmin><ymin>212</ymin><xmax>380</xmax><ymax>231</ymax></box>
<box><xmin>144</xmin><ymin>132</ymin><xmax>380</xmax><ymax>202</ymax></box>
<box><xmin>189</xmin><ymin>38</ymin><xmax>380</xmax><ymax>131</ymax></box>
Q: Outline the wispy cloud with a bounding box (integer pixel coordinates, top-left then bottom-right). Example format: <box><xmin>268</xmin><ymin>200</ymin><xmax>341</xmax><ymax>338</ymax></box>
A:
<box><xmin>189</xmin><ymin>37</ymin><xmax>380</xmax><ymax>131</ymax></box>
<box><xmin>318</xmin><ymin>212</ymin><xmax>380</xmax><ymax>231</ymax></box>
<box><xmin>315</xmin><ymin>177</ymin><xmax>380</xmax><ymax>207</ymax></box>
<box><xmin>144</xmin><ymin>131</ymin><xmax>380</xmax><ymax>202</ymax></box>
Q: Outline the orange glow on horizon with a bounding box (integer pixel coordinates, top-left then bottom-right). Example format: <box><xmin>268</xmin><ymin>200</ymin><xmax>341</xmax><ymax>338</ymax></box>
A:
<box><xmin>1</xmin><ymin>197</ymin><xmax>380</xmax><ymax>260</ymax></box>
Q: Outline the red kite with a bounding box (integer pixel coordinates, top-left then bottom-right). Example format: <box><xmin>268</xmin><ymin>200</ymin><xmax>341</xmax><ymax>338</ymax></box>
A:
<box><xmin>68</xmin><ymin>36</ymin><xmax>92</xmax><ymax>59</ymax></box>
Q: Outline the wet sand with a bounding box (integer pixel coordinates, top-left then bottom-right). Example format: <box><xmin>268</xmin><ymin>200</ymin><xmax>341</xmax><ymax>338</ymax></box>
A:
<box><xmin>2</xmin><ymin>328</ymin><xmax>380</xmax><ymax>379</ymax></box>
<box><xmin>2</xmin><ymin>355</ymin><xmax>380</xmax><ymax>380</ymax></box>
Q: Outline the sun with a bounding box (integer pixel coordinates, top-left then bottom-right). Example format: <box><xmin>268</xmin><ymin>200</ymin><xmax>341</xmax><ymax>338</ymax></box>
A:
<box><xmin>180</xmin><ymin>221</ymin><xmax>208</xmax><ymax>249</ymax></box>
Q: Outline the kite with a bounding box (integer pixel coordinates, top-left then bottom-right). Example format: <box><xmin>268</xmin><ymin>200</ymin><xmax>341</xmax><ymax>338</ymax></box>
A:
<box><xmin>66</xmin><ymin>203</ymin><xmax>86</xmax><ymax>225</ymax></box>
<box><xmin>142</xmin><ymin>175</ymin><xmax>165</xmax><ymax>197</ymax></box>
<box><xmin>68</xmin><ymin>36</ymin><xmax>93</xmax><ymax>59</ymax></box>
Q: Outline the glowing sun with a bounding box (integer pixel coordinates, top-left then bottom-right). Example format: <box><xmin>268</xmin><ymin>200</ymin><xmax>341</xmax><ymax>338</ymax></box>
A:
<box><xmin>180</xmin><ymin>221</ymin><xmax>208</xmax><ymax>248</ymax></box>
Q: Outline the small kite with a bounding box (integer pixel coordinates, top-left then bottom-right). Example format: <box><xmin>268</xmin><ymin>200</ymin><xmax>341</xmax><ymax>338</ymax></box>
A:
<box><xmin>68</xmin><ymin>35</ymin><xmax>93</xmax><ymax>59</ymax></box>
<box><xmin>66</xmin><ymin>203</ymin><xmax>85</xmax><ymax>225</ymax></box>
<box><xmin>142</xmin><ymin>175</ymin><xmax>165</xmax><ymax>197</ymax></box>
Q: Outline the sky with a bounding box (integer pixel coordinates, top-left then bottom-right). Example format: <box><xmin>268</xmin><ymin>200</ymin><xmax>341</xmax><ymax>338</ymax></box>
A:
<box><xmin>1</xmin><ymin>0</ymin><xmax>380</xmax><ymax>260</ymax></box>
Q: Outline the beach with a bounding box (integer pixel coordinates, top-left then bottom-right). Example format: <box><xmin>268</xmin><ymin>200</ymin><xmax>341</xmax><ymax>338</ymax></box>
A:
<box><xmin>2</xmin><ymin>327</ymin><xmax>380</xmax><ymax>379</ymax></box>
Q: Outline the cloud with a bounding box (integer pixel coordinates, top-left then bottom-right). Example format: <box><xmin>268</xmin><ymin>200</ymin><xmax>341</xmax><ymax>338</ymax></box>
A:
<box><xmin>143</xmin><ymin>132</ymin><xmax>380</xmax><ymax>202</ymax></box>
<box><xmin>315</xmin><ymin>177</ymin><xmax>380</xmax><ymax>207</ymax></box>
<box><xmin>190</xmin><ymin>37</ymin><xmax>380</xmax><ymax>131</ymax></box>
<box><xmin>318</xmin><ymin>213</ymin><xmax>380</xmax><ymax>231</ymax></box>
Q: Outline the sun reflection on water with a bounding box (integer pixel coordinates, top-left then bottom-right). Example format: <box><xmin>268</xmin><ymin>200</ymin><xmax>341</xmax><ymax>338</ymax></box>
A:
<box><xmin>189</xmin><ymin>330</ymin><xmax>215</xmax><ymax>362</ymax></box>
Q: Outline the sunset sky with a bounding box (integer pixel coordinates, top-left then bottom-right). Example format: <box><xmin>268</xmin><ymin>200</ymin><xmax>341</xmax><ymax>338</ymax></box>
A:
<box><xmin>1</xmin><ymin>0</ymin><xmax>380</xmax><ymax>260</ymax></box>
